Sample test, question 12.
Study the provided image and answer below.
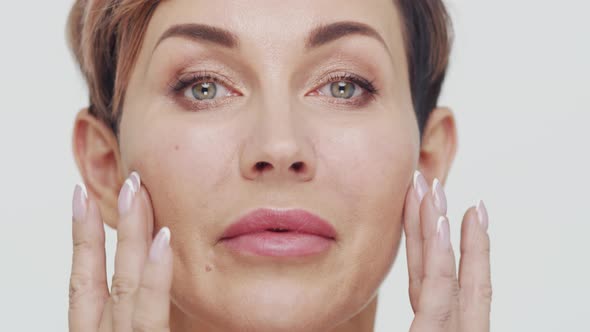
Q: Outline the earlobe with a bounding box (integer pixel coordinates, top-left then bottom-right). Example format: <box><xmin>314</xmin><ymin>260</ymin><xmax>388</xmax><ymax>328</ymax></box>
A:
<box><xmin>72</xmin><ymin>108</ymin><xmax>123</xmax><ymax>228</ymax></box>
<box><xmin>417</xmin><ymin>107</ymin><xmax>458</xmax><ymax>185</ymax></box>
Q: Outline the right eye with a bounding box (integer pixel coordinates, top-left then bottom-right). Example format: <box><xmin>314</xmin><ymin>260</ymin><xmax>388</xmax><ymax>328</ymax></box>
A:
<box><xmin>183</xmin><ymin>81</ymin><xmax>232</xmax><ymax>101</ymax></box>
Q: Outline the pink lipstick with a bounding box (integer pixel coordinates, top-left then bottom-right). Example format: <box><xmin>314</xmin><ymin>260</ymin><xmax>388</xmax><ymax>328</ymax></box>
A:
<box><xmin>219</xmin><ymin>208</ymin><xmax>336</xmax><ymax>257</ymax></box>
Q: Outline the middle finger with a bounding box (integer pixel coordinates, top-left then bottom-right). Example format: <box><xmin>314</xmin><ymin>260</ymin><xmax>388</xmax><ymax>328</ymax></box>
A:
<box><xmin>111</xmin><ymin>172</ymin><xmax>150</xmax><ymax>332</ymax></box>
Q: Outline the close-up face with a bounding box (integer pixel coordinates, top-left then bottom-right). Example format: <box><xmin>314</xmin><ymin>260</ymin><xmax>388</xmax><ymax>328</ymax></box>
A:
<box><xmin>121</xmin><ymin>0</ymin><xmax>416</xmax><ymax>330</ymax></box>
<box><xmin>76</xmin><ymin>0</ymin><xmax>451</xmax><ymax>330</ymax></box>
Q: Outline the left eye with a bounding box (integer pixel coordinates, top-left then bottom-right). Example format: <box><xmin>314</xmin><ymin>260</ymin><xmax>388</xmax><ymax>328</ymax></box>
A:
<box><xmin>317</xmin><ymin>81</ymin><xmax>363</xmax><ymax>99</ymax></box>
<box><xmin>184</xmin><ymin>82</ymin><xmax>232</xmax><ymax>101</ymax></box>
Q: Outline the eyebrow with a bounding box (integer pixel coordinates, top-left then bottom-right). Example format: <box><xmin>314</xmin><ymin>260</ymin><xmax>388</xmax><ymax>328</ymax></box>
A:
<box><xmin>153</xmin><ymin>21</ymin><xmax>389</xmax><ymax>54</ymax></box>
<box><xmin>305</xmin><ymin>21</ymin><xmax>388</xmax><ymax>51</ymax></box>
<box><xmin>154</xmin><ymin>23</ymin><xmax>239</xmax><ymax>50</ymax></box>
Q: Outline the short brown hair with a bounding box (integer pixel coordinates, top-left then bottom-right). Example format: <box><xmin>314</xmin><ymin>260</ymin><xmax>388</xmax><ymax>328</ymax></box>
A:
<box><xmin>67</xmin><ymin>0</ymin><xmax>452</xmax><ymax>135</ymax></box>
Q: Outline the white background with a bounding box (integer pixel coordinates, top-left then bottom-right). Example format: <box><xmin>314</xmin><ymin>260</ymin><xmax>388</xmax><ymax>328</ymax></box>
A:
<box><xmin>0</xmin><ymin>0</ymin><xmax>588</xmax><ymax>330</ymax></box>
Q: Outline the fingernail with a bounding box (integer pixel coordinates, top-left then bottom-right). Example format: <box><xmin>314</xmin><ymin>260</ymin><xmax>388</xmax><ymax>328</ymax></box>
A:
<box><xmin>436</xmin><ymin>216</ymin><xmax>451</xmax><ymax>249</ymax></box>
<box><xmin>129</xmin><ymin>171</ymin><xmax>141</xmax><ymax>193</ymax></box>
<box><xmin>149</xmin><ymin>227</ymin><xmax>171</xmax><ymax>262</ymax></box>
<box><xmin>413</xmin><ymin>170</ymin><xmax>428</xmax><ymax>203</ymax></box>
<box><xmin>118</xmin><ymin>173</ymin><xmax>140</xmax><ymax>216</ymax></box>
<box><xmin>72</xmin><ymin>183</ymin><xmax>88</xmax><ymax>222</ymax></box>
<box><xmin>432</xmin><ymin>178</ymin><xmax>448</xmax><ymax>215</ymax></box>
<box><xmin>476</xmin><ymin>200</ymin><xmax>489</xmax><ymax>231</ymax></box>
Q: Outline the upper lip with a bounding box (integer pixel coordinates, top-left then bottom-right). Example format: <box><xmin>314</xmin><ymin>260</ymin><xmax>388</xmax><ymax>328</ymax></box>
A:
<box><xmin>219</xmin><ymin>208</ymin><xmax>337</xmax><ymax>240</ymax></box>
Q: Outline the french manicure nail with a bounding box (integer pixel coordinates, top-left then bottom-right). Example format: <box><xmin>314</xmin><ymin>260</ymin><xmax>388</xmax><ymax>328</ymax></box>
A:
<box><xmin>149</xmin><ymin>227</ymin><xmax>171</xmax><ymax>262</ymax></box>
<box><xmin>413</xmin><ymin>170</ymin><xmax>428</xmax><ymax>203</ymax></box>
<box><xmin>72</xmin><ymin>183</ymin><xmax>88</xmax><ymax>222</ymax></box>
<box><xmin>118</xmin><ymin>178</ymin><xmax>135</xmax><ymax>216</ymax></box>
<box><xmin>476</xmin><ymin>200</ymin><xmax>489</xmax><ymax>231</ymax></box>
<box><xmin>436</xmin><ymin>216</ymin><xmax>451</xmax><ymax>249</ymax></box>
<box><xmin>129</xmin><ymin>171</ymin><xmax>141</xmax><ymax>193</ymax></box>
<box><xmin>432</xmin><ymin>178</ymin><xmax>448</xmax><ymax>215</ymax></box>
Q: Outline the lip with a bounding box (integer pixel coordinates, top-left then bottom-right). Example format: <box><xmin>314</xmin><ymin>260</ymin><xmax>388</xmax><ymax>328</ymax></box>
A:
<box><xmin>219</xmin><ymin>208</ymin><xmax>337</xmax><ymax>257</ymax></box>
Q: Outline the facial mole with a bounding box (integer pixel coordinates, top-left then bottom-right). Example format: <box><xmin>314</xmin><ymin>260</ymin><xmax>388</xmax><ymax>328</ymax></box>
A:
<box><xmin>174</xmin><ymin>145</ymin><xmax>180</xmax><ymax>151</ymax></box>
<box><xmin>205</xmin><ymin>264</ymin><xmax>212</xmax><ymax>272</ymax></box>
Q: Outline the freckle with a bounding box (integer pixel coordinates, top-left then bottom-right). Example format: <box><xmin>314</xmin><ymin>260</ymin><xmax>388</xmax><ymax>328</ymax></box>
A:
<box><xmin>174</xmin><ymin>145</ymin><xmax>180</xmax><ymax>151</ymax></box>
<box><xmin>205</xmin><ymin>264</ymin><xmax>212</xmax><ymax>272</ymax></box>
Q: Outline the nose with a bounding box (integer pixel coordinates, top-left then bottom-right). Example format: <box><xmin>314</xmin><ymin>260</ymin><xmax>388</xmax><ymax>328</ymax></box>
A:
<box><xmin>239</xmin><ymin>101</ymin><xmax>316</xmax><ymax>183</ymax></box>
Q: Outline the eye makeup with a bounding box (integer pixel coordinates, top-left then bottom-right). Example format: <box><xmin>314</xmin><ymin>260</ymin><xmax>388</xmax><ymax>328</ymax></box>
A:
<box><xmin>167</xmin><ymin>69</ymin><xmax>380</xmax><ymax>112</ymax></box>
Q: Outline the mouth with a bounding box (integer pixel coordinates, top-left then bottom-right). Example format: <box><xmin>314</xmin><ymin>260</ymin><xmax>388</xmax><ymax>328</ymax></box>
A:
<box><xmin>219</xmin><ymin>208</ymin><xmax>337</xmax><ymax>257</ymax></box>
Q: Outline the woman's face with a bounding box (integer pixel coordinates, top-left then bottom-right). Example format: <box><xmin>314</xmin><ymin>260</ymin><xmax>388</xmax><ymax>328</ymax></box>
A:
<box><xmin>118</xmin><ymin>0</ymin><xmax>419</xmax><ymax>330</ymax></box>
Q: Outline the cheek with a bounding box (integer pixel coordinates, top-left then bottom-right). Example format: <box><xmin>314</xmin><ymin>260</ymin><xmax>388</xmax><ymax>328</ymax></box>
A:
<box><xmin>316</xmin><ymin>115</ymin><xmax>418</xmax><ymax>299</ymax></box>
<box><xmin>123</xmin><ymin>117</ymin><xmax>238</xmax><ymax>230</ymax></box>
<box><xmin>318</xmin><ymin>116</ymin><xmax>417</xmax><ymax>207</ymax></box>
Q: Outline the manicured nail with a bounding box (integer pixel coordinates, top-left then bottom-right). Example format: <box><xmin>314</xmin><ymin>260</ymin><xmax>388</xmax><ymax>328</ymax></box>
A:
<box><xmin>149</xmin><ymin>227</ymin><xmax>171</xmax><ymax>262</ymax></box>
<box><xmin>72</xmin><ymin>183</ymin><xmax>88</xmax><ymax>222</ymax></box>
<box><xmin>436</xmin><ymin>216</ymin><xmax>451</xmax><ymax>249</ymax></box>
<box><xmin>432</xmin><ymin>178</ymin><xmax>448</xmax><ymax>215</ymax></box>
<box><xmin>129</xmin><ymin>171</ymin><xmax>141</xmax><ymax>193</ymax></box>
<box><xmin>476</xmin><ymin>200</ymin><xmax>489</xmax><ymax>231</ymax></box>
<box><xmin>118</xmin><ymin>178</ymin><xmax>135</xmax><ymax>216</ymax></box>
<box><xmin>413</xmin><ymin>170</ymin><xmax>428</xmax><ymax>203</ymax></box>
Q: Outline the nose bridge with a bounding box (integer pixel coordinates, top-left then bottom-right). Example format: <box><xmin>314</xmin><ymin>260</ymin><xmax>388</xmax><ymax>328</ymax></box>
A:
<box><xmin>239</xmin><ymin>82</ymin><xmax>316</xmax><ymax>182</ymax></box>
<box><xmin>259</xmin><ymin>96</ymin><xmax>299</xmax><ymax>162</ymax></box>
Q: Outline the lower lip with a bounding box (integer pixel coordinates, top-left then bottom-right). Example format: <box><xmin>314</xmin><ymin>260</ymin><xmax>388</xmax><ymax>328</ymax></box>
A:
<box><xmin>221</xmin><ymin>231</ymin><xmax>334</xmax><ymax>257</ymax></box>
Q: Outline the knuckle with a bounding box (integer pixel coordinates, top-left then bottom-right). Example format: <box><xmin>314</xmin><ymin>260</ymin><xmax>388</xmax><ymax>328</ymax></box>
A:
<box><xmin>434</xmin><ymin>308</ymin><xmax>453</xmax><ymax>327</ymax></box>
<box><xmin>418</xmin><ymin>277</ymin><xmax>460</xmax><ymax>328</ymax></box>
<box><xmin>478</xmin><ymin>282</ymin><xmax>493</xmax><ymax>303</ymax></box>
<box><xmin>422</xmin><ymin>304</ymin><xmax>453</xmax><ymax>328</ymax></box>
<box><xmin>462</xmin><ymin>280</ymin><xmax>493</xmax><ymax>304</ymax></box>
<box><xmin>132</xmin><ymin>314</ymin><xmax>168</xmax><ymax>332</ymax></box>
<box><xmin>110</xmin><ymin>274</ymin><xmax>138</xmax><ymax>301</ymax></box>
<box><xmin>68</xmin><ymin>273</ymin><xmax>103</xmax><ymax>308</ymax></box>
<box><xmin>73</xmin><ymin>237</ymin><xmax>95</xmax><ymax>254</ymax></box>
<box><xmin>69</xmin><ymin>273</ymin><xmax>91</xmax><ymax>307</ymax></box>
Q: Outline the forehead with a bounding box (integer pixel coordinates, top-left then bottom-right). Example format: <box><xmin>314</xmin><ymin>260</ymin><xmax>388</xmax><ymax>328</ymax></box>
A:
<box><xmin>143</xmin><ymin>0</ymin><xmax>403</xmax><ymax>58</ymax></box>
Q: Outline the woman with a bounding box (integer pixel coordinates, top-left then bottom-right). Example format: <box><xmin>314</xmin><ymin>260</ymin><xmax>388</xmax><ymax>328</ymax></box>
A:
<box><xmin>67</xmin><ymin>0</ymin><xmax>492</xmax><ymax>331</ymax></box>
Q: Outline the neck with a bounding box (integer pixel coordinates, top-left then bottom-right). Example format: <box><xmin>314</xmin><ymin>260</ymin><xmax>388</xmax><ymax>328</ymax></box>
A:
<box><xmin>169</xmin><ymin>294</ymin><xmax>378</xmax><ymax>332</ymax></box>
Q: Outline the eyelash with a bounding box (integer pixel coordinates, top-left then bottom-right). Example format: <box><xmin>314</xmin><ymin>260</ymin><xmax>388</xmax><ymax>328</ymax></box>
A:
<box><xmin>168</xmin><ymin>71</ymin><xmax>379</xmax><ymax>111</ymax></box>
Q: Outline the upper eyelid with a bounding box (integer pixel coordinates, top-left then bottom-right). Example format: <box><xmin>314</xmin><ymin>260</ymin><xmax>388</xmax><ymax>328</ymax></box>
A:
<box><xmin>171</xmin><ymin>71</ymin><xmax>376</xmax><ymax>97</ymax></box>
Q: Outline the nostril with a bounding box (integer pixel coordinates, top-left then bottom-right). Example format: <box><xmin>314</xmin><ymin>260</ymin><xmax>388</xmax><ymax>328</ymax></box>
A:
<box><xmin>255</xmin><ymin>161</ymin><xmax>271</xmax><ymax>171</ymax></box>
<box><xmin>292</xmin><ymin>162</ymin><xmax>304</xmax><ymax>172</ymax></box>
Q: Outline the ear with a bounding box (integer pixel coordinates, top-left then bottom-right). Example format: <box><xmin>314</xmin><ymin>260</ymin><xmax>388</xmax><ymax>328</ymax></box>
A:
<box><xmin>418</xmin><ymin>106</ymin><xmax>458</xmax><ymax>186</ymax></box>
<box><xmin>72</xmin><ymin>108</ymin><xmax>124</xmax><ymax>229</ymax></box>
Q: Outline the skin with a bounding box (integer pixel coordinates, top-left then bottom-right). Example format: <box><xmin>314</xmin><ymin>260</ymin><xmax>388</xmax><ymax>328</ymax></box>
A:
<box><xmin>68</xmin><ymin>0</ymin><xmax>492</xmax><ymax>331</ymax></box>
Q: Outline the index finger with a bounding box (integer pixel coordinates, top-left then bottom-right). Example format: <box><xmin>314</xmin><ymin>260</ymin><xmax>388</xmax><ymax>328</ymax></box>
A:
<box><xmin>69</xmin><ymin>183</ymin><xmax>109</xmax><ymax>332</ymax></box>
<box><xmin>404</xmin><ymin>170</ymin><xmax>429</xmax><ymax>312</ymax></box>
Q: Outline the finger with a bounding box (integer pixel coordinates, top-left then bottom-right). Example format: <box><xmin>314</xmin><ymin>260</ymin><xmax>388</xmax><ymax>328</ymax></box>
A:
<box><xmin>420</xmin><ymin>178</ymin><xmax>447</xmax><ymax>239</ymax></box>
<box><xmin>111</xmin><ymin>172</ymin><xmax>151</xmax><ymax>332</ymax></box>
<box><xmin>458</xmin><ymin>201</ymin><xmax>491</xmax><ymax>332</ymax></box>
<box><xmin>404</xmin><ymin>170</ymin><xmax>429</xmax><ymax>312</ymax></box>
<box><xmin>69</xmin><ymin>183</ymin><xmax>109</xmax><ymax>332</ymax></box>
<box><xmin>410</xmin><ymin>192</ymin><xmax>459</xmax><ymax>332</ymax></box>
<box><xmin>133</xmin><ymin>227</ymin><xmax>173</xmax><ymax>332</ymax></box>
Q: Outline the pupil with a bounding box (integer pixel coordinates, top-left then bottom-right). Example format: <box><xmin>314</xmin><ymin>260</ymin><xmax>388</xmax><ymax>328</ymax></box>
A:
<box><xmin>192</xmin><ymin>82</ymin><xmax>217</xmax><ymax>100</ymax></box>
<box><xmin>331</xmin><ymin>81</ymin><xmax>354</xmax><ymax>99</ymax></box>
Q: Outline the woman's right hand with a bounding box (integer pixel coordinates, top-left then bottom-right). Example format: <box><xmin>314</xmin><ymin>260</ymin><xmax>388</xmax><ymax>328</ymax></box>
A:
<box><xmin>68</xmin><ymin>172</ymin><xmax>174</xmax><ymax>332</ymax></box>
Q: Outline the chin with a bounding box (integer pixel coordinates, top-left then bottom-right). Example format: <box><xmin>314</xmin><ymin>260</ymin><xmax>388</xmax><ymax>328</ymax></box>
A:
<box><xmin>170</xmin><ymin>273</ymin><xmax>370</xmax><ymax>332</ymax></box>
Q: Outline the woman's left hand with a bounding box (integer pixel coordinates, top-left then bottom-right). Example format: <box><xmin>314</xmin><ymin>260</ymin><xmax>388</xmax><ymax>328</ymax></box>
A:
<box><xmin>403</xmin><ymin>171</ymin><xmax>492</xmax><ymax>332</ymax></box>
